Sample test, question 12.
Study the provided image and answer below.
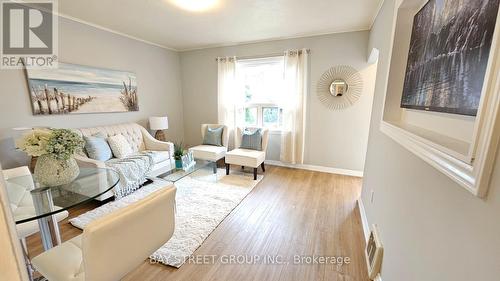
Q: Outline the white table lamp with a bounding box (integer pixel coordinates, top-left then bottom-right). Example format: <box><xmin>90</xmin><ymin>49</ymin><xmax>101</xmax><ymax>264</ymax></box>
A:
<box><xmin>149</xmin><ymin>116</ymin><xmax>169</xmax><ymax>141</ymax></box>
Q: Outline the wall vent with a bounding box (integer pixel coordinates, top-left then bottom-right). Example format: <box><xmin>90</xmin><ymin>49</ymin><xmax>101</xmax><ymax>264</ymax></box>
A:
<box><xmin>365</xmin><ymin>224</ymin><xmax>383</xmax><ymax>280</ymax></box>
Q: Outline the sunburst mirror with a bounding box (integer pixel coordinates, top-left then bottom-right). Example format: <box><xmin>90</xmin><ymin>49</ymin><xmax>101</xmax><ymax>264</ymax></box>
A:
<box><xmin>317</xmin><ymin>65</ymin><xmax>363</xmax><ymax>110</ymax></box>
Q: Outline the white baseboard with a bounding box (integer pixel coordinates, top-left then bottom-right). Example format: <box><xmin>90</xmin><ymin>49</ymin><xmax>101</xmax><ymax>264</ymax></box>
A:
<box><xmin>265</xmin><ymin>160</ymin><xmax>364</xmax><ymax>177</ymax></box>
<box><xmin>357</xmin><ymin>198</ymin><xmax>370</xmax><ymax>242</ymax></box>
<box><xmin>358</xmin><ymin>198</ymin><xmax>383</xmax><ymax>281</ymax></box>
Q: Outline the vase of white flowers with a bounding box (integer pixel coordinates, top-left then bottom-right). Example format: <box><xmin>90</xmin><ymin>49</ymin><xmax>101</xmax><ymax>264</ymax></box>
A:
<box><xmin>17</xmin><ymin>129</ymin><xmax>84</xmax><ymax>186</ymax></box>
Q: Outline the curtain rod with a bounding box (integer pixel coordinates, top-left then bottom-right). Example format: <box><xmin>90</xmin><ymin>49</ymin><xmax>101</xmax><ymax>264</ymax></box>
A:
<box><xmin>215</xmin><ymin>49</ymin><xmax>310</xmax><ymax>61</ymax></box>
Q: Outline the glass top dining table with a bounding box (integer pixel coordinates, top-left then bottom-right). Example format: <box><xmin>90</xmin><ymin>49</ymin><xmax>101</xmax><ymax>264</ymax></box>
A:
<box><xmin>6</xmin><ymin>167</ymin><xmax>120</xmax><ymax>250</ymax></box>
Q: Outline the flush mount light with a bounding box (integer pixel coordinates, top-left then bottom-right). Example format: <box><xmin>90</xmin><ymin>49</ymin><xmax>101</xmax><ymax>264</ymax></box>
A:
<box><xmin>170</xmin><ymin>0</ymin><xmax>219</xmax><ymax>12</ymax></box>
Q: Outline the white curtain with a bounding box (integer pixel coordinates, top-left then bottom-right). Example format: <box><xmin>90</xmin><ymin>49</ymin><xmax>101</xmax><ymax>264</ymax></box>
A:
<box><xmin>217</xmin><ymin>56</ymin><xmax>237</xmax><ymax>148</ymax></box>
<box><xmin>280</xmin><ymin>49</ymin><xmax>309</xmax><ymax>164</ymax></box>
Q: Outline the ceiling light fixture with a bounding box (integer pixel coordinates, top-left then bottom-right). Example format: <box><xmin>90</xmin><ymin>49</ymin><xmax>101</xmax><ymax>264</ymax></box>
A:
<box><xmin>170</xmin><ymin>0</ymin><xmax>219</xmax><ymax>12</ymax></box>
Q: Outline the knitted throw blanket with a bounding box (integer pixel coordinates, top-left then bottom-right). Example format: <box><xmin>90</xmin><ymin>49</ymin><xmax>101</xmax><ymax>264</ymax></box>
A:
<box><xmin>106</xmin><ymin>153</ymin><xmax>154</xmax><ymax>199</ymax></box>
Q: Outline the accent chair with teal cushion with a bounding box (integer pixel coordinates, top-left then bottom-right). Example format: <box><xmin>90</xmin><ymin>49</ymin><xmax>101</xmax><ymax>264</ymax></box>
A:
<box><xmin>202</xmin><ymin>126</ymin><xmax>224</xmax><ymax>146</ymax></box>
<box><xmin>225</xmin><ymin>127</ymin><xmax>269</xmax><ymax>180</ymax></box>
<box><xmin>189</xmin><ymin>124</ymin><xmax>229</xmax><ymax>173</ymax></box>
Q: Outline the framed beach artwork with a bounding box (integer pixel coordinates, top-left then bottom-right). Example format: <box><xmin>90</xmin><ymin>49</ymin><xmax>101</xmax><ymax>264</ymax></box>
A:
<box><xmin>401</xmin><ymin>0</ymin><xmax>500</xmax><ymax>116</ymax></box>
<box><xmin>25</xmin><ymin>62</ymin><xmax>138</xmax><ymax>115</ymax></box>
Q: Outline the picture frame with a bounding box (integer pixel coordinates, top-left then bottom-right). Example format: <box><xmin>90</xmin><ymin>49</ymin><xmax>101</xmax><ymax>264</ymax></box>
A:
<box><xmin>400</xmin><ymin>0</ymin><xmax>500</xmax><ymax>116</ymax></box>
<box><xmin>378</xmin><ymin>0</ymin><xmax>500</xmax><ymax>198</ymax></box>
<box><xmin>25</xmin><ymin>62</ymin><xmax>138</xmax><ymax>115</ymax></box>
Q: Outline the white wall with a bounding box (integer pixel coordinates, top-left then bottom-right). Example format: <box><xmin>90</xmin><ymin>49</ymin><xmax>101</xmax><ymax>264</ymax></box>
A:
<box><xmin>362</xmin><ymin>1</ymin><xmax>500</xmax><ymax>280</ymax></box>
<box><xmin>0</xmin><ymin>18</ymin><xmax>184</xmax><ymax>169</ymax></box>
<box><xmin>180</xmin><ymin>32</ymin><xmax>377</xmax><ymax>172</ymax></box>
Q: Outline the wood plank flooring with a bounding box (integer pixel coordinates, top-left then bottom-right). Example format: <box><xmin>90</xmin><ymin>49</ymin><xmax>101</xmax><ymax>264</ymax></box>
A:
<box><xmin>26</xmin><ymin>165</ymin><xmax>369</xmax><ymax>281</ymax></box>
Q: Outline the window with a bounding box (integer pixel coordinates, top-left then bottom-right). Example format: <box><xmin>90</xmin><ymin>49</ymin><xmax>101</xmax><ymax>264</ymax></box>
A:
<box><xmin>236</xmin><ymin>56</ymin><xmax>285</xmax><ymax>129</ymax></box>
<box><xmin>244</xmin><ymin>107</ymin><xmax>258</xmax><ymax>126</ymax></box>
<box><xmin>262</xmin><ymin>106</ymin><xmax>282</xmax><ymax>128</ymax></box>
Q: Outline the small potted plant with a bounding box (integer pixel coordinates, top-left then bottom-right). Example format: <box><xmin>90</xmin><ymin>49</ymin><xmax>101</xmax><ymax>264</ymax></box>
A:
<box><xmin>173</xmin><ymin>141</ymin><xmax>185</xmax><ymax>169</ymax></box>
<box><xmin>17</xmin><ymin>128</ymin><xmax>84</xmax><ymax>186</ymax></box>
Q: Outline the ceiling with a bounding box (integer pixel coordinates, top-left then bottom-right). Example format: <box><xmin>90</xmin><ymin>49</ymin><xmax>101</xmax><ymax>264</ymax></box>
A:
<box><xmin>58</xmin><ymin>0</ymin><xmax>384</xmax><ymax>51</ymax></box>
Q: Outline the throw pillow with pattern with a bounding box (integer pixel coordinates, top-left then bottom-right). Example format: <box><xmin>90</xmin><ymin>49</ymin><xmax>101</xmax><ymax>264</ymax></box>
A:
<box><xmin>107</xmin><ymin>134</ymin><xmax>133</xmax><ymax>159</ymax></box>
<box><xmin>240</xmin><ymin>128</ymin><xmax>262</xmax><ymax>151</ymax></box>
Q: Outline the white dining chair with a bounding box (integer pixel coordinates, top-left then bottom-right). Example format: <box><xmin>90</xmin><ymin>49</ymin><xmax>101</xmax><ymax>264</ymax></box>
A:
<box><xmin>32</xmin><ymin>186</ymin><xmax>176</xmax><ymax>281</ymax></box>
<box><xmin>2</xmin><ymin>166</ymin><xmax>69</xmax><ymax>251</ymax></box>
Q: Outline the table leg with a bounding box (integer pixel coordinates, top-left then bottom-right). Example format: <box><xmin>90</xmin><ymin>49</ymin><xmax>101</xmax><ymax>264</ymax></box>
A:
<box><xmin>32</xmin><ymin>188</ymin><xmax>60</xmax><ymax>251</ymax></box>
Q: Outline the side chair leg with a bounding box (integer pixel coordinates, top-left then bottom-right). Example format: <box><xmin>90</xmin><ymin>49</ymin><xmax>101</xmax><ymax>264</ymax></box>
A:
<box><xmin>213</xmin><ymin>162</ymin><xmax>217</xmax><ymax>174</ymax></box>
<box><xmin>253</xmin><ymin>168</ymin><xmax>257</xmax><ymax>180</ymax></box>
<box><xmin>21</xmin><ymin>237</ymin><xmax>27</xmax><ymax>253</ymax></box>
<box><xmin>261</xmin><ymin>162</ymin><xmax>265</xmax><ymax>172</ymax></box>
<box><xmin>226</xmin><ymin>164</ymin><xmax>230</xmax><ymax>175</ymax></box>
<box><xmin>20</xmin><ymin>238</ymin><xmax>34</xmax><ymax>281</ymax></box>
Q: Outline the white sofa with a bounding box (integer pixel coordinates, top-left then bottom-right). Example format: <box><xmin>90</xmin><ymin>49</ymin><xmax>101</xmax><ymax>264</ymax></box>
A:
<box><xmin>75</xmin><ymin>123</ymin><xmax>174</xmax><ymax>201</ymax></box>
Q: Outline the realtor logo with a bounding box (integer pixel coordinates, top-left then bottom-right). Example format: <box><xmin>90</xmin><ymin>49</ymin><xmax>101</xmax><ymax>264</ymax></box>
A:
<box><xmin>1</xmin><ymin>0</ymin><xmax>58</xmax><ymax>69</ymax></box>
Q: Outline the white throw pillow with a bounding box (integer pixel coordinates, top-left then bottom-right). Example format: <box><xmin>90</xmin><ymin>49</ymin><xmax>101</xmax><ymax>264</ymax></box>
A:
<box><xmin>107</xmin><ymin>134</ymin><xmax>132</xmax><ymax>159</ymax></box>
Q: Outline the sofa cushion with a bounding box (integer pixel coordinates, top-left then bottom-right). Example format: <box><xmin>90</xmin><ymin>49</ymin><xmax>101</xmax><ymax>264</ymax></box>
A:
<box><xmin>226</xmin><ymin>148</ymin><xmax>265</xmax><ymax>168</ymax></box>
<box><xmin>84</xmin><ymin>133</ymin><xmax>112</xmax><ymax>161</ymax></box>
<box><xmin>107</xmin><ymin>134</ymin><xmax>133</xmax><ymax>159</ymax></box>
<box><xmin>148</xmin><ymin>151</ymin><xmax>170</xmax><ymax>164</ymax></box>
<box><xmin>239</xmin><ymin>128</ymin><xmax>263</xmax><ymax>151</ymax></box>
<box><xmin>202</xmin><ymin>126</ymin><xmax>224</xmax><ymax>146</ymax></box>
<box><xmin>78</xmin><ymin>123</ymin><xmax>146</xmax><ymax>153</ymax></box>
<box><xmin>190</xmin><ymin>145</ymin><xmax>227</xmax><ymax>161</ymax></box>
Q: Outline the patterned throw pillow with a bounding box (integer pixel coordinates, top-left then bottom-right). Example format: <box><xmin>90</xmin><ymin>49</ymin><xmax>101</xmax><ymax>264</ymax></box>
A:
<box><xmin>84</xmin><ymin>132</ymin><xmax>112</xmax><ymax>161</ymax></box>
<box><xmin>107</xmin><ymin>134</ymin><xmax>133</xmax><ymax>159</ymax></box>
<box><xmin>202</xmin><ymin>126</ymin><xmax>224</xmax><ymax>146</ymax></box>
<box><xmin>239</xmin><ymin>128</ymin><xmax>263</xmax><ymax>151</ymax></box>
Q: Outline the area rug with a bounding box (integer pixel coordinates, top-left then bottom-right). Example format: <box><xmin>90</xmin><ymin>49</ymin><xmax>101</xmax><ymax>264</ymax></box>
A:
<box><xmin>69</xmin><ymin>168</ymin><xmax>263</xmax><ymax>268</ymax></box>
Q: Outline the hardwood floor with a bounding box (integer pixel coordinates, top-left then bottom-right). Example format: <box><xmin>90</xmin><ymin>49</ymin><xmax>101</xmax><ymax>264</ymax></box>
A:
<box><xmin>26</xmin><ymin>165</ymin><xmax>369</xmax><ymax>281</ymax></box>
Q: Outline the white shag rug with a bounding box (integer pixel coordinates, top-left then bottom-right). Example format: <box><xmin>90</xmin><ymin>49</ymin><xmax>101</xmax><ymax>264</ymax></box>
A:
<box><xmin>69</xmin><ymin>168</ymin><xmax>262</xmax><ymax>268</ymax></box>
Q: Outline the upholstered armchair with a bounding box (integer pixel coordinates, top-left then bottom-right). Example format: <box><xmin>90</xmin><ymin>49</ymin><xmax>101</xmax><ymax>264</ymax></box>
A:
<box><xmin>189</xmin><ymin>124</ymin><xmax>229</xmax><ymax>173</ymax></box>
<box><xmin>225</xmin><ymin>127</ymin><xmax>269</xmax><ymax>180</ymax></box>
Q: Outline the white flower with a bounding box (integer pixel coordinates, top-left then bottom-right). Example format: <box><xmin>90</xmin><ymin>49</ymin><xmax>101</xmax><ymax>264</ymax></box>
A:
<box><xmin>16</xmin><ymin>129</ymin><xmax>52</xmax><ymax>157</ymax></box>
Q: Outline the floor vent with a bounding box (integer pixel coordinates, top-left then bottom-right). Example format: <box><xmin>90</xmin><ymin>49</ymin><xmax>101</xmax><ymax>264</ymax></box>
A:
<box><xmin>365</xmin><ymin>224</ymin><xmax>383</xmax><ymax>280</ymax></box>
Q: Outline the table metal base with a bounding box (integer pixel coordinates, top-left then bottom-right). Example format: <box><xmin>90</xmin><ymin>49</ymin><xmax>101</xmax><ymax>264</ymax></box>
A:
<box><xmin>31</xmin><ymin>188</ymin><xmax>62</xmax><ymax>251</ymax></box>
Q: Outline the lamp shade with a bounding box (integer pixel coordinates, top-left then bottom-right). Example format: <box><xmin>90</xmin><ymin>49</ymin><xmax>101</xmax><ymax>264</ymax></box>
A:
<box><xmin>149</xmin><ymin>116</ymin><xmax>169</xmax><ymax>130</ymax></box>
